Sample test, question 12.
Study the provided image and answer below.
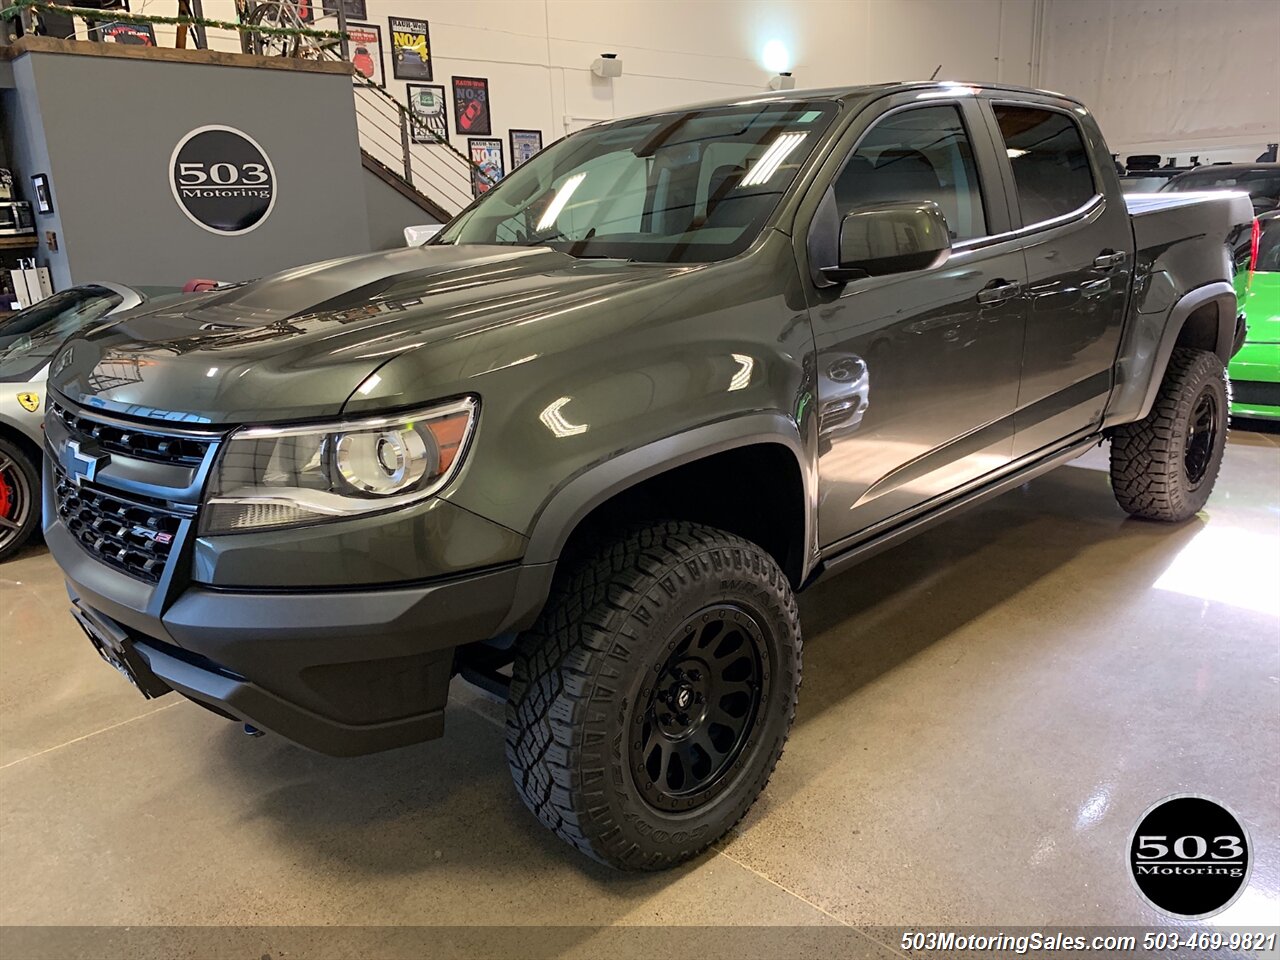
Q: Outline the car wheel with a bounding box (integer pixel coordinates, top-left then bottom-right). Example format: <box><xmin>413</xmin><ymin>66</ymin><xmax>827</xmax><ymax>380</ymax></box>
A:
<box><xmin>1109</xmin><ymin>347</ymin><xmax>1229</xmax><ymax>522</ymax></box>
<box><xmin>506</xmin><ymin>520</ymin><xmax>802</xmax><ymax>870</ymax></box>
<box><xmin>0</xmin><ymin>438</ymin><xmax>40</xmax><ymax>562</ymax></box>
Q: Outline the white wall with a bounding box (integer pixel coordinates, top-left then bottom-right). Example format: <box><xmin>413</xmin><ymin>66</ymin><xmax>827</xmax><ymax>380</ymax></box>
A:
<box><xmin>1038</xmin><ymin>0</ymin><xmax>1280</xmax><ymax>160</ymax></box>
<box><xmin>145</xmin><ymin>0</ymin><xmax>1036</xmax><ymax>155</ymax></box>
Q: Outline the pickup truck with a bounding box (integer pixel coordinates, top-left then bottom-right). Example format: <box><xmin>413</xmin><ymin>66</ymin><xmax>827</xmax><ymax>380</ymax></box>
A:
<box><xmin>42</xmin><ymin>82</ymin><xmax>1252</xmax><ymax>870</ymax></box>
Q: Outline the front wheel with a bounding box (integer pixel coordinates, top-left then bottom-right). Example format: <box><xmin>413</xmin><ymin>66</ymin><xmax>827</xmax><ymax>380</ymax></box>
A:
<box><xmin>1109</xmin><ymin>347</ymin><xmax>1229</xmax><ymax>522</ymax></box>
<box><xmin>506</xmin><ymin>521</ymin><xmax>802</xmax><ymax>870</ymax></box>
<box><xmin>0</xmin><ymin>438</ymin><xmax>40</xmax><ymax>562</ymax></box>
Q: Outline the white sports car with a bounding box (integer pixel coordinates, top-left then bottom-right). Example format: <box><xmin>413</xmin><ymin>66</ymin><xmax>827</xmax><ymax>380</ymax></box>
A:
<box><xmin>0</xmin><ymin>283</ymin><xmax>182</xmax><ymax>560</ymax></box>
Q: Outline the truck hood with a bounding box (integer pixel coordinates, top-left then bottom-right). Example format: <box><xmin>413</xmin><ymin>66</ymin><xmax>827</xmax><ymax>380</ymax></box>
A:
<box><xmin>50</xmin><ymin>245</ymin><xmax>689</xmax><ymax>424</ymax></box>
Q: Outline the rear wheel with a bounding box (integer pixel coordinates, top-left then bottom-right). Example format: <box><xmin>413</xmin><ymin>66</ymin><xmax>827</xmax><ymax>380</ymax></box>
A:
<box><xmin>0</xmin><ymin>438</ymin><xmax>40</xmax><ymax>562</ymax></box>
<box><xmin>505</xmin><ymin>521</ymin><xmax>801</xmax><ymax>870</ymax></box>
<box><xmin>1109</xmin><ymin>347</ymin><xmax>1229</xmax><ymax>522</ymax></box>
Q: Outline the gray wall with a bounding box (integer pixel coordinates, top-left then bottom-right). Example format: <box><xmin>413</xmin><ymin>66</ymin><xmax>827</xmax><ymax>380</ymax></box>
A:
<box><xmin>363</xmin><ymin>166</ymin><xmax>439</xmax><ymax>251</ymax></box>
<box><xmin>5</xmin><ymin>47</ymin><xmax>372</xmax><ymax>288</ymax></box>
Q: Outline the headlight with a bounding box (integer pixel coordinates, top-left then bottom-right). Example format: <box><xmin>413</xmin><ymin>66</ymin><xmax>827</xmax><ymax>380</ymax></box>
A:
<box><xmin>200</xmin><ymin>397</ymin><xmax>477</xmax><ymax>535</ymax></box>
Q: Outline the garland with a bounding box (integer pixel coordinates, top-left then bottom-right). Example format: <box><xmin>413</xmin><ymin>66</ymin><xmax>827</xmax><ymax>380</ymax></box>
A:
<box><xmin>0</xmin><ymin>0</ymin><xmax>349</xmax><ymax>40</ymax></box>
<box><xmin>2</xmin><ymin>0</ymin><xmax>490</xmax><ymax>183</ymax></box>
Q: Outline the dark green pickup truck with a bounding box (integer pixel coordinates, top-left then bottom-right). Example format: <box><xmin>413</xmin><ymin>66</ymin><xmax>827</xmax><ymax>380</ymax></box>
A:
<box><xmin>42</xmin><ymin>82</ymin><xmax>1253</xmax><ymax>870</ymax></box>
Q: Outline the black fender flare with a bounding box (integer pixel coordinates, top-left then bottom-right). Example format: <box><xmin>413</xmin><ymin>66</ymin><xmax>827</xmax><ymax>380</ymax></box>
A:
<box><xmin>522</xmin><ymin>411</ymin><xmax>816</xmax><ymax>571</ymax></box>
<box><xmin>1104</xmin><ymin>280</ymin><xmax>1238</xmax><ymax>429</ymax></box>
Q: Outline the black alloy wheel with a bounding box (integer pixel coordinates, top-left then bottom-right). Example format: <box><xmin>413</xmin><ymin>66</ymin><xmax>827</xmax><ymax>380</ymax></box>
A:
<box><xmin>1184</xmin><ymin>388</ymin><xmax>1219</xmax><ymax>486</ymax></box>
<box><xmin>631</xmin><ymin>604</ymin><xmax>769</xmax><ymax>812</ymax></box>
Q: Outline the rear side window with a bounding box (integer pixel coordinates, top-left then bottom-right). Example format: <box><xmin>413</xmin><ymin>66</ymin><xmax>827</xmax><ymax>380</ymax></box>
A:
<box><xmin>994</xmin><ymin>105</ymin><xmax>1096</xmax><ymax>225</ymax></box>
<box><xmin>832</xmin><ymin>105</ymin><xmax>987</xmax><ymax>241</ymax></box>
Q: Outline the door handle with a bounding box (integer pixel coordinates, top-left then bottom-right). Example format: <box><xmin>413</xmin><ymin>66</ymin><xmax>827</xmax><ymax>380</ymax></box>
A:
<box><xmin>976</xmin><ymin>280</ymin><xmax>1022</xmax><ymax>304</ymax></box>
<box><xmin>1093</xmin><ymin>250</ymin><xmax>1127</xmax><ymax>269</ymax></box>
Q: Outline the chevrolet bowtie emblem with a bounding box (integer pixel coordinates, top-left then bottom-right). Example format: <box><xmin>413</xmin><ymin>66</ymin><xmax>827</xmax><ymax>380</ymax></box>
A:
<box><xmin>66</xmin><ymin>440</ymin><xmax>110</xmax><ymax>487</ymax></box>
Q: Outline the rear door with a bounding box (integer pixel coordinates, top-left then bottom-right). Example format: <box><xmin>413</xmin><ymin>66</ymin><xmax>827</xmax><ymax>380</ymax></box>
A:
<box><xmin>799</xmin><ymin>95</ymin><xmax>1029</xmax><ymax>546</ymax></box>
<box><xmin>983</xmin><ymin>100</ymin><xmax>1135</xmax><ymax>456</ymax></box>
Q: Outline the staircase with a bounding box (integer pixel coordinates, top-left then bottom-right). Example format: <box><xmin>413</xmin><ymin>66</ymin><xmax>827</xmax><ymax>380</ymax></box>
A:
<box><xmin>349</xmin><ymin>77</ymin><xmax>486</xmax><ymax>222</ymax></box>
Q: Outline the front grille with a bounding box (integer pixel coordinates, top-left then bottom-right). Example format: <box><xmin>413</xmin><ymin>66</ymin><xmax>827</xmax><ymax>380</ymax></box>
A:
<box><xmin>1232</xmin><ymin>380</ymin><xmax>1280</xmax><ymax>409</ymax></box>
<box><xmin>53</xmin><ymin>468</ymin><xmax>183</xmax><ymax>582</ymax></box>
<box><xmin>49</xmin><ymin>401</ymin><xmax>212</xmax><ymax>467</ymax></box>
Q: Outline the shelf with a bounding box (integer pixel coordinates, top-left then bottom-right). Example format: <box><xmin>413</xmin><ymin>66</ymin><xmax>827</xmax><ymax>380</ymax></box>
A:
<box><xmin>0</xmin><ymin>236</ymin><xmax>39</xmax><ymax>249</ymax></box>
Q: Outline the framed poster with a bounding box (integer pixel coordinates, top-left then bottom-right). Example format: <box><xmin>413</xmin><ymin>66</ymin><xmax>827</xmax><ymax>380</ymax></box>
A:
<box><xmin>509</xmin><ymin>129</ymin><xmax>543</xmax><ymax>168</ymax></box>
<box><xmin>469</xmin><ymin>138</ymin><xmax>504</xmax><ymax>198</ymax></box>
<box><xmin>389</xmin><ymin>16</ymin><xmax>432</xmax><ymax>81</ymax></box>
<box><xmin>322</xmin><ymin>0</ymin><xmax>366</xmax><ymax>19</ymax></box>
<box><xmin>100</xmin><ymin>22</ymin><xmax>156</xmax><ymax>45</ymax></box>
<box><xmin>346</xmin><ymin>22</ymin><xmax>384</xmax><ymax>88</ymax></box>
<box><xmin>452</xmin><ymin>76</ymin><xmax>492</xmax><ymax>136</ymax></box>
<box><xmin>407</xmin><ymin>84</ymin><xmax>449</xmax><ymax>144</ymax></box>
<box><xmin>31</xmin><ymin>174</ymin><xmax>54</xmax><ymax>215</ymax></box>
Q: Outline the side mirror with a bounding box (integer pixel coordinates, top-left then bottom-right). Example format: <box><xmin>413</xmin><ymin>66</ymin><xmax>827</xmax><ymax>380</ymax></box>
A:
<box><xmin>819</xmin><ymin>201</ymin><xmax>951</xmax><ymax>283</ymax></box>
<box><xmin>405</xmin><ymin>224</ymin><xmax>444</xmax><ymax>246</ymax></box>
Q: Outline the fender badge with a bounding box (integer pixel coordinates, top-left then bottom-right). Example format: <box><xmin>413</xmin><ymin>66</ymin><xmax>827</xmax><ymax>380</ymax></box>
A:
<box><xmin>17</xmin><ymin>392</ymin><xmax>40</xmax><ymax>413</ymax></box>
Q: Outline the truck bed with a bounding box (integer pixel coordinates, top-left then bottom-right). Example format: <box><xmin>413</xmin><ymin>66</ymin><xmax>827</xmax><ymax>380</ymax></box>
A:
<box><xmin>1125</xmin><ymin>190</ymin><xmax>1254</xmax><ymax>261</ymax></box>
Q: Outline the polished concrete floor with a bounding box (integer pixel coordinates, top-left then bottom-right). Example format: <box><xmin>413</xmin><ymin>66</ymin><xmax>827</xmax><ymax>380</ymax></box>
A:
<box><xmin>2</xmin><ymin>429</ymin><xmax>1278</xmax><ymax>958</ymax></box>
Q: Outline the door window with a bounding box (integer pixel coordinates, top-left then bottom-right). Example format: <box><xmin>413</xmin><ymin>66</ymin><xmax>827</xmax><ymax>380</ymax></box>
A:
<box><xmin>832</xmin><ymin>105</ymin><xmax>987</xmax><ymax>241</ymax></box>
<box><xmin>993</xmin><ymin>105</ymin><xmax>1096</xmax><ymax>224</ymax></box>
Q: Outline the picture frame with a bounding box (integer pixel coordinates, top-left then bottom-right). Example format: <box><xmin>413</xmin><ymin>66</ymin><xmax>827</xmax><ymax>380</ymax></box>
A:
<box><xmin>406</xmin><ymin>84</ymin><xmax>449</xmax><ymax>144</ymax></box>
<box><xmin>509</xmin><ymin>129</ymin><xmax>544</xmax><ymax>168</ymax></box>
<box><xmin>452</xmin><ymin>76</ymin><xmax>492</xmax><ymax>136</ymax></box>
<box><xmin>345</xmin><ymin>22</ymin><xmax>385</xmax><ymax>88</ymax></box>
<box><xmin>31</xmin><ymin>174</ymin><xmax>53</xmax><ymax>215</ymax></box>
<box><xmin>321</xmin><ymin>0</ymin><xmax>366</xmax><ymax>19</ymax></box>
<box><xmin>389</xmin><ymin>16</ymin><xmax>432</xmax><ymax>81</ymax></box>
<box><xmin>99</xmin><ymin>21</ymin><xmax>157</xmax><ymax>45</ymax></box>
<box><xmin>468</xmin><ymin>137</ymin><xmax>504</xmax><ymax>198</ymax></box>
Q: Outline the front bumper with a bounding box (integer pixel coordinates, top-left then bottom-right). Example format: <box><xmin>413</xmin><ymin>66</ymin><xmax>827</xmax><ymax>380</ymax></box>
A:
<box><xmin>51</xmin><ymin>516</ymin><xmax>550</xmax><ymax>755</ymax></box>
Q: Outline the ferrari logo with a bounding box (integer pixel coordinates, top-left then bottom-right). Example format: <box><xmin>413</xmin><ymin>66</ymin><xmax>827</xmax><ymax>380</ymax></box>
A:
<box><xmin>16</xmin><ymin>392</ymin><xmax>40</xmax><ymax>413</ymax></box>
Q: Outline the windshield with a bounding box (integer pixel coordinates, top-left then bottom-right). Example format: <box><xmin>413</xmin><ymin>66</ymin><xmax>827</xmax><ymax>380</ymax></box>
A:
<box><xmin>0</xmin><ymin>285</ymin><xmax>125</xmax><ymax>382</ymax></box>
<box><xmin>438</xmin><ymin>100</ymin><xmax>838</xmax><ymax>263</ymax></box>
<box><xmin>1162</xmin><ymin>167</ymin><xmax>1280</xmax><ymax>212</ymax></box>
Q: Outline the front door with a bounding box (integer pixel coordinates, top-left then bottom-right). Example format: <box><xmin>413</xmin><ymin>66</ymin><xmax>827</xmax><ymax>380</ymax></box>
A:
<box><xmin>805</xmin><ymin>100</ymin><xmax>1028</xmax><ymax>547</ymax></box>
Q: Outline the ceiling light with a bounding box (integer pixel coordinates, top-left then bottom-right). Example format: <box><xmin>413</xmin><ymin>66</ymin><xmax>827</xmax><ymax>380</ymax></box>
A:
<box><xmin>762</xmin><ymin>39</ymin><xmax>790</xmax><ymax>73</ymax></box>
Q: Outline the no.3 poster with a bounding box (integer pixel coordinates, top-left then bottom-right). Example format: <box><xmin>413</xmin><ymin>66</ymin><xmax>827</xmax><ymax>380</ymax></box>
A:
<box><xmin>452</xmin><ymin>77</ymin><xmax>492</xmax><ymax>136</ymax></box>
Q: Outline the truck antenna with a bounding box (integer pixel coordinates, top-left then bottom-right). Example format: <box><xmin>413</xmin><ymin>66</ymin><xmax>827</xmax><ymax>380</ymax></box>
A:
<box><xmin>929</xmin><ymin>64</ymin><xmax>942</xmax><ymax>80</ymax></box>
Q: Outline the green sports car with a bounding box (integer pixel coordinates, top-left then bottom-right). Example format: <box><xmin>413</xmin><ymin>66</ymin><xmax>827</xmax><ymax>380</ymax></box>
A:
<box><xmin>1231</xmin><ymin>212</ymin><xmax>1280</xmax><ymax>420</ymax></box>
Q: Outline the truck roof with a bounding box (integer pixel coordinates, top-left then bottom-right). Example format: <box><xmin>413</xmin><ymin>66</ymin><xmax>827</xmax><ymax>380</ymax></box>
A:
<box><xmin>627</xmin><ymin>80</ymin><xmax>1084</xmax><ymax>119</ymax></box>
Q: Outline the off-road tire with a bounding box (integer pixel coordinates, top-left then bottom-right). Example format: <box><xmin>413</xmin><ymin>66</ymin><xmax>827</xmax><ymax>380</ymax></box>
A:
<box><xmin>0</xmin><ymin>438</ymin><xmax>40</xmax><ymax>562</ymax></box>
<box><xmin>506</xmin><ymin>521</ymin><xmax>802</xmax><ymax>870</ymax></box>
<box><xmin>1109</xmin><ymin>347</ymin><xmax>1229</xmax><ymax>522</ymax></box>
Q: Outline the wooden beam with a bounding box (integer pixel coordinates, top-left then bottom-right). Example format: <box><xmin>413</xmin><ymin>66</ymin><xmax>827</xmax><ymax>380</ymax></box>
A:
<box><xmin>0</xmin><ymin>35</ymin><xmax>354</xmax><ymax>76</ymax></box>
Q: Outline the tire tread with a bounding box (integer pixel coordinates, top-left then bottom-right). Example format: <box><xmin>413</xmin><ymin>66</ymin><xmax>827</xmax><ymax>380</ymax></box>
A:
<box><xmin>505</xmin><ymin>520</ymin><xmax>801</xmax><ymax>870</ymax></box>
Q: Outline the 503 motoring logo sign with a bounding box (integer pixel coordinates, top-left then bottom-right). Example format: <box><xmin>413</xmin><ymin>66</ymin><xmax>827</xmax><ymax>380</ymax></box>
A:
<box><xmin>169</xmin><ymin>126</ymin><xmax>276</xmax><ymax>235</ymax></box>
<box><xmin>1128</xmin><ymin>794</ymin><xmax>1253</xmax><ymax>918</ymax></box>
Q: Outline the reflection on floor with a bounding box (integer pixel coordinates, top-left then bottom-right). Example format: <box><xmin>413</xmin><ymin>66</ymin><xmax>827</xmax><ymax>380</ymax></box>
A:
<box><xmin>2</xmin><ymin>427</ymin><xmax>1277</xmax><ymax>956</ymax></box>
